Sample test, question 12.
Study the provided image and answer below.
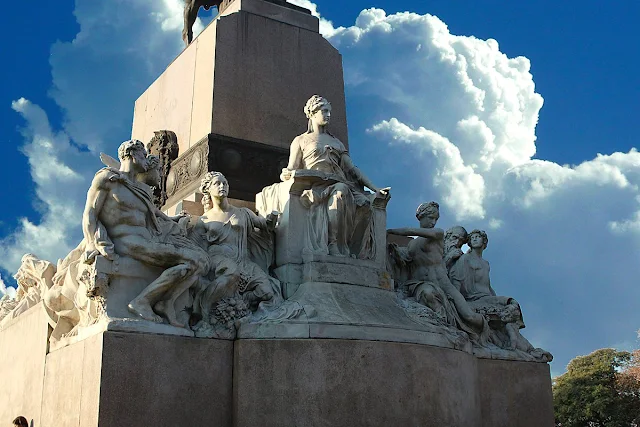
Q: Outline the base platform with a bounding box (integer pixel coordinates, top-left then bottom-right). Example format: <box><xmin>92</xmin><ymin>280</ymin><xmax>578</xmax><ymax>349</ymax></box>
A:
<box><xmin>0</xmin><ymin>309</ymin><xmax>553</xmax><ymax>427</ymax></box>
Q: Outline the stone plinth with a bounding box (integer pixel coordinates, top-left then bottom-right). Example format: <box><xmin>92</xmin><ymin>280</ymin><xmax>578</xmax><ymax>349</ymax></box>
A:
<box><xmin>238</xmin><ymin>281</ymin><xmax>472</xmax><ymax>352</ymax></box>
<box><xmin>477</xmin><ymin>358</ymin><xmax>555</xmax><ymax>427</ymax></box>
<box><xmin>0</xmin><ymin>303</ymin><xmax>49</xmax><ymax>427</ymax></box>
<box><xmin>0</xmin><ymin>311</ymin><xmax>553</xmax><ymax>427</ymax></box>
<box><xmin>41</xmin><ymin>331</ymin><xmax>233</xmax><ymax>427</ymax></box>
<box><xmin>256</xmin><ymin>170</ymin><xmax>390</xmax><ymax>293</ymax></box>
<box><xmin>50</xmin><ymin>255</ymin><xmax>194</xmax><ymax>351</ymax></box>
<box><xmin>234</xmin><ymin>339</ymin><xmax>554</xmax><ymax>427</ymax></box>
<box><xmin>131</xmin><ymin>0</ymin><xmax>347</xmax><ymax>158</ymax></box>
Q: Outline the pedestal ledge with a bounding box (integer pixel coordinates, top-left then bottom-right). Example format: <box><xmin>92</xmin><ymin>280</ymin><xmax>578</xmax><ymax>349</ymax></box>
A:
<box><xmin>239</xmin><ymin>281</ymin><xmax>472</xmax><ymax>352</ymax></box>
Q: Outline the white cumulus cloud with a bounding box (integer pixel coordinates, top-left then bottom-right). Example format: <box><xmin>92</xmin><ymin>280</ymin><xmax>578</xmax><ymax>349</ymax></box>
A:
<box><xmin>327</xmin><ymin>7</ymin><xmax>640</xmax><ymax>371</ymax></box>
<box><xmin>0</xmin><ymin>275</ymin><xmax>17</xmax><ymax>300</ymax></box>
<box><xmin>0</xmin><ymin>99</ymin><xmax>85</xmax><ymax>271</ymax></box>
<box><xmin>287</xmin><ymin>0</ymin><xmax>339</xmax><ymax>36</ymax></box>
<box><xmin>1</xmin><ymin>0</ymin><xmax>192</xmax><ymax>273</ymax></box>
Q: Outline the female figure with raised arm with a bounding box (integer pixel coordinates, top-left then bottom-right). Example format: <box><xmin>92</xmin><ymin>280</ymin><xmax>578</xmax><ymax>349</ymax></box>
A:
<box><xmin>279</xmin><ymin>95</ymin><xmax>390</xmax><ymax>258</ymax></box>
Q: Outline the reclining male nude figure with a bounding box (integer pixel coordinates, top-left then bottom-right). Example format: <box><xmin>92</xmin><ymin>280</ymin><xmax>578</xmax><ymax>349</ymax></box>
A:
<box><xmin>83</xmin><ymin>140</ymin><xmax>209</xmax><ymax>327</ymax></box>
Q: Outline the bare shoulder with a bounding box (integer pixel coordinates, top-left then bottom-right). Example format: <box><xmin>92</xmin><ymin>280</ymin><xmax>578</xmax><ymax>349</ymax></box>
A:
<box><xmin>90</xmin><ymin>168</ymin><xmax>117</xmax><ymax>189</ymax></box>
<box><xmin>408</xmin><ymin>236</ymin><xmax>426</xmax><ymax>249</ymax></box>
<box><xmin>292</xmin><ymin>134</ymin><xmax>307</xmax><ymax>146</ymax></box>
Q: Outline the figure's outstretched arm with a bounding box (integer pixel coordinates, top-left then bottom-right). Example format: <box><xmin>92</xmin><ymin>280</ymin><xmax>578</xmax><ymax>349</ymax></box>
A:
<box><xmin>341</xmin><ymin>154</ymin><xmax>390</xmax><ymax>196</ymax></box>
<box><xmin>82</xmin><ymin>172</ymin><xmax>113</xmax><ymax>260</ymax></box>
<box><xmin>387</xmin><ymin>227</ymin><xmax>444</xmax><ymax>239</ymax></box>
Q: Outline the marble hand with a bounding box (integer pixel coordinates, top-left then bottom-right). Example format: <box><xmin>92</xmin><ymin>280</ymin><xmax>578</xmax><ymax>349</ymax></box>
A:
<box><xmin>280</xmin><ymin>168</ymin><xmax>293</xmax><ymax>181</ymax></box>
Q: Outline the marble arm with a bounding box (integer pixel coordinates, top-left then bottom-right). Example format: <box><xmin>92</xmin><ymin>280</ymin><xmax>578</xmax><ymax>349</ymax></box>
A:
<box><xmin>248</xmin><ymin>210</ymin><xmax>278</xmax><ymax>232</ymax></box>
<box><xmin>156</xmin><ymin>209</ymin><xmax>188</xmax><ymax>223</ymax></box>
<box><xmin>82</xmin><ymin>172</ymin><xmax>113</xmax><ymax>260</ymax></box>
<box><xmin>281</xmin><ymin>137</ymin><xmax>303</xmax><ymax>181</ymax></box>
<box><xmin>341</xmin><ymin>154</ymin><xmax>380</xmax><ymax>192</ymax></box>
<box><xmin>387</xmin><ymin>227</ymin><xmax>444</xmax><ymax>239</ymax></box>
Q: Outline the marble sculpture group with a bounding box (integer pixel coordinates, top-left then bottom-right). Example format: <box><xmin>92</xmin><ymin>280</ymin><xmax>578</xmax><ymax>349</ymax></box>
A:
<box><xmin>0</xmin><ymin>95</ymin><xmax>551</xmax><ymax>363</ymax></box>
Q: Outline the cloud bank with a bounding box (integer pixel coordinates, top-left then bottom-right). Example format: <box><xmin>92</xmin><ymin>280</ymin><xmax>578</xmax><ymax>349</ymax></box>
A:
<box><xmin>326</xmin><ymin>8</ymin><xmax>640</xmax><ymax>371</ymax></box>
<box><xmin>2</xmin><ymin>2</ymin><xmax>638</xmax><ymax>373</ymax></box>
<box><xmin>0</xmin><ymin>0</ymin><xmax>191</xmax><ymax>271</ymax></box>
<box><xmin>0</xmin><ymin>275</ymin><xmax>16</xmax><ymax>300</ymax></box>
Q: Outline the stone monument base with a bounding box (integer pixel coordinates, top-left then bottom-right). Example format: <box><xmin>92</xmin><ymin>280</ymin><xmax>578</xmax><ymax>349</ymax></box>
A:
<box><xmin>1</xmin><ymin>310</ymin><xmax>553</xmax><ymax>427</ymax></box>
<box><xmin>235</xmin><ymin>339</ymin><xmax>554</xmax><ymax>427</ymax></box>
<box><xmin>40</xmin><ymin>331</ymin><xmax>233</xmax><ymax>427</ymax></box>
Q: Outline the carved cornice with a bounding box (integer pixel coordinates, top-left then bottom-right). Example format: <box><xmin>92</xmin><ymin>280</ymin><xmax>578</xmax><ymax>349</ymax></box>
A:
<box><xmin>165</xmin><ymin>138</ymin><xmax>210</xmax><ymax>203</ymax></box>
<box><xmin>164</xmin><ymin>133</ymin><xmax>289</xmax><ymax>209</ymax></box>
<box><xmin>219</xmin><ymin>0</ymin><xmax>312</xmax><ymax>15</ymax></box>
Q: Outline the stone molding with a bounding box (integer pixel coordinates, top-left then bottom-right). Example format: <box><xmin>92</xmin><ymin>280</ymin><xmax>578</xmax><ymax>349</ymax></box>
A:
<box><xmin>164</xmin><ymin>133</ymin><xmax>289</xmax><ymax>209</ymax></box>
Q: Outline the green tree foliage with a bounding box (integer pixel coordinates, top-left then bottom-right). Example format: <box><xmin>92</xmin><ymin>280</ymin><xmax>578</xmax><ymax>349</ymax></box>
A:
<box><xmin>553</xmin><ymin>348</ymin><xmax>640</xmax><ymax>427</ymax></box>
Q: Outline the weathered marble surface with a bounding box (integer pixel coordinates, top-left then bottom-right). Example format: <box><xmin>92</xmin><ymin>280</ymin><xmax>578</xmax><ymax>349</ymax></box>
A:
<box><xmin>448</xmin><ymin>228</ymin><xmax>552</xmax><ymax>362</ymax></box>
<box><xmin>14</xmin><ymin>105</ymin><xmax>550</xmax><ymax>367</ymax></box>
<box><xmin>40</xmin><ymin>331</ymin><xmax>233</xmax><ymax>427</ymax></box>
<box><xmin>388</xmin><ymin>202</ymin><xmax>552</xmax><ymax>362</ymax></box>
<box><xmin>0</xmin><ymin>303</ymin><xmax>49</xmax><ymax>427</ymax></box>
<box><xmin>234</xmin><ymin>339</ymin><xmax>554</xmax><ymax>427</ymax></box>
<box><xmin>239</xmin><ymin>281</ymin><xmax>471</xmax><ymax>352</ymax></box>
<box><xmin>0</xmin><ymin>254</ymin><xmax>54</xmax><ymax>329</ymax></box>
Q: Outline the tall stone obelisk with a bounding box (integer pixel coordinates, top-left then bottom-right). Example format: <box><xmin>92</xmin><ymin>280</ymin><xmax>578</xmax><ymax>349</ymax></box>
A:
<box><xmin>131</xmin><ymin>0</ymin><xmax>348</xmax><ymax>212</ymax></box>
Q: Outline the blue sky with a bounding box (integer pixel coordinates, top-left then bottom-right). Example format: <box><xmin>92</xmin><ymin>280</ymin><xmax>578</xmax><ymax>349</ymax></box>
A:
<box><xmin>1</xmin><ymin>0</ymin><xmax>639</xmax><ymax>375</ymax></box>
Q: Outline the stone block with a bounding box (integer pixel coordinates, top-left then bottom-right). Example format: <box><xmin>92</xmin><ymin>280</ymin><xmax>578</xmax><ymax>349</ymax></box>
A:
<box><xmin>41</xmin><ymin>333</ymin><xmax>103</xmax><ymax>427</ymax></box>
<box><xmin>41</xmin><ymin>331</ymin><xmax>234</xmax><ymax>427</ymax></box>
<box><xmin>0</xmin><ymin>316</ymin><xmax>553</xmax><ymax>427</ymax></box>
<box><xmin>0</xmin><ymin>303</ymin><xmax>49</xmax><ymax>427</ymax></box>
<box><xmin>477</xmin><ymin>358</ymin><xmax>554</xmax><ymax>427</ymax></box>
<box><xmin>163</xmin><ymin>133</ymin><xmax>288</xmax><ymax>209</ymax></box>
<box><xmin>221</xmin><ymin>0</ymin><xmax>319</xmax><ymax>32</ymax></box>
<box><xmin>233</xmin><ymin>339</ymin><xmax>554</xmax><ymax>427</ymax></box>
<box><xmin>233</xmin><ymin>339</ymin><xmax>481</xmax><ymax>427</ymax></box>
<box><xmin>132</xmin><ymin>3</ymin><xmax>347</xmax><ymax>156</ymax></box>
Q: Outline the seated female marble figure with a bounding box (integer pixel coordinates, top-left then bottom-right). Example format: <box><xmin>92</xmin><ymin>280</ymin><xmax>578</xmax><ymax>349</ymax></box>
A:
<box><xmin>190</xmin><ymin>172</ymin><xmax>282</xmax><ymax>336</ymax></box>
<box><xmin>279</xmin><ymin>95</ymin><xmax>390</xmax><ymax>258</ymax></box>
<box><xmin>449</xmin><ymin>229</ymin><xmax>551</xmax><ymax>360</ymax></box>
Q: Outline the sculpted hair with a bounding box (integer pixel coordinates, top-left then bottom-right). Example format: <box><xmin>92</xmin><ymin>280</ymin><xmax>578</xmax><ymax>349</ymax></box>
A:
<box><xmin>117</xmin><ymin>140</ymin><xmax>146</xmax><ymax>162</ymax></box>
<box><xmin>416</xmin><ymin>201</ymin><xmax>439</xmax><ymax>220</ymax></box>
<box><xmin>304</xmin><ymin>95</ymin><xmax>331</xmax><ymax>133</ymax></box>
<box><xmin>199</xmin><ymin>171</ymin><xmax>228</xmax><ymax>209</ymax></box>
<box><xmin>468</xmin><ymin>229</ymin><xmax>489</xmax><ymax>249</ymax></box>
<box><xmin>14</xmin><ymin>254</ymin><xmax>38</xmax><ymax>288</ymax></box>
<box><xmin>304</xmin><ymin>95</ymin><xmax>331</xmax><ymax>118</ymax></box>
<box><xmin>146</xmin><ymin>154</ymin><xmax>160</xmax><ymax>171</ymax></box>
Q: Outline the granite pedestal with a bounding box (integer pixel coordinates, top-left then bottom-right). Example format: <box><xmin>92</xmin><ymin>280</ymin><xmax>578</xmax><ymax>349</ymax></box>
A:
<box><xmin>0</xmin><ymin>309</ymin><xmax>553</xmax><ymax>427</ymax></box>
<box><xmin>131</xmin><ymin>0</ymin><xmax>348</xmax><ymax>213</ymax></box>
